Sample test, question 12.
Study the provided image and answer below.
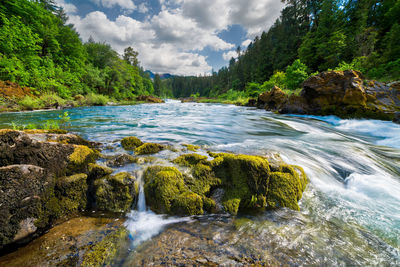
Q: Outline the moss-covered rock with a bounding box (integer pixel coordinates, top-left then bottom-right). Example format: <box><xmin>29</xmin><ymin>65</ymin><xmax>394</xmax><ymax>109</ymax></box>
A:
<box><xmin>210</xmin><ymin>153</ymin><xmax>271</xmax><ymax>215</ymax></box>
<box><xmin>144</xmin><ymin>166</ymin><xmax>186</xmax><ymax>214</ymax></box>
<box><xmin>121</xmin><ymin>136</ymin><xmax>143</xmax><ymax>150</ymax></box>
<box><xmin>67</xmin><ymin>145</ymin><xmax>98</xmax><ymax>174</ymax></box>
<box><xmin>55</xmin><ymin>173</ymin><xmax>88</xmax><ymax>213</ymax></box>
<box><xmin>173</xmin><ymin>153</ymin><xmax>208</xmax><ymax>167</ymax></box>
<box><xmin>106</xmin><ymin>153</ymin><xmax>137</xmax><ymax>167</ymax></box>
<box><xmin>135</xmin><ymin>143</ymin><xmax>165</xmax><ymax>155</ymax></box>
<box><xmin>81</xmin><ymin>228</ymin><xmax>128</xmax><ymax>267</ymax></box>
<box><xmin>183</xmin><ymin>144</ymin><xmax>200</xmax><ymax>152</ymax></box>
<box><xmin>171</xmin><ymin>192</ymin><xmax>203</xmax><ymax>215</ymax></box>
<box><xmin>94</xmin><ymin>172</ymin><xmax>138</xmax><ymax>212</ymax></box>
<box><xmin>88</xmin><ymin>163</ymin><xmax>113</xmax><ymax>180</ymax></box>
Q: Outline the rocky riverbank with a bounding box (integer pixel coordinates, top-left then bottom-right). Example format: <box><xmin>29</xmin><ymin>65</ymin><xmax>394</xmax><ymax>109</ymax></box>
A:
<box><xmin>250</xmin><ymin>70</ymin><xmax>400</xmax><ymax>123</ymax></box>
<box><xmin>0</xmin><ymin>129</ymin><xmax>308</xmax><ymax>264</ymax></box>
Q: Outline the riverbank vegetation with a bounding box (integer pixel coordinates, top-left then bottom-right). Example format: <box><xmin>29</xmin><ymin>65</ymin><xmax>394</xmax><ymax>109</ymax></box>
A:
<box><xmin>166</xmin><ymin>0</ymin><xmax>400</xmax><ymax>100</ymax></box>
<box><xmin>0</xmin><ymin>0</ymin><xmax>155</xmax><ymax>111</ymax></box>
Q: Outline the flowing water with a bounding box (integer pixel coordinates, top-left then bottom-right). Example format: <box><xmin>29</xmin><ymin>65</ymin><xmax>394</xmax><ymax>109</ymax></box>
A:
<box><xmin>0</xmin><ymin>100</ymin><xmax>399</xmax><ymax>265</ymax></box>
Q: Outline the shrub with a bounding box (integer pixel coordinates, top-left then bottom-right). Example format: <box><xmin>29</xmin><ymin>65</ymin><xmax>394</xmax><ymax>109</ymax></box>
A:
<box><xmin>18</xmin><ymin>96</ymin><xmax>42</xmax><ymax>110</ymax></box>
<box><xmin>285</xmin><ymin>59</ymin><xmax>309</xmax><ymax>90</ymax></box>
<box><xmin>84</xmin><ymin>93</ymin><xmax>110</xmax><ymax>106</ymax></box>
<box><xmin>261</xmin><ymin>71</ymin><xmax>287</xmax><ymax>92</ymax></box>
<box><xmin>245</xmin><ymin>82</ymin><xmax>262</xmax><ymax>97</ymax></box>
<box><xmin>38</xmin><ymin>93</ymin><xmax>66</xmax><ymax>108</ymax></box>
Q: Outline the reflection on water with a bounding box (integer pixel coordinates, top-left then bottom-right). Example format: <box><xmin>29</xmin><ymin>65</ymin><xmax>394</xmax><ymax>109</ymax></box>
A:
<box><xmin>1</xmin><ymin>100</ymin><xmax>399</xmax><ymax>264</ymax></box>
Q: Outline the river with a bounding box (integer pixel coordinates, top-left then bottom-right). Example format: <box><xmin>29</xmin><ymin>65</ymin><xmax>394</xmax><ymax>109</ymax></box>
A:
<box><xmin>0</xmin><ymin>100</ymin><xmax>399</xmax><ymax>265</ymax></box>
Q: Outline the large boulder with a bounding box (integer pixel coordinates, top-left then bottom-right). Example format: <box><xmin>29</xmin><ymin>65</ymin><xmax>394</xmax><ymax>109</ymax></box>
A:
<box><xmin>136</xmin><ymin>95</ymin><xmax>164</xmax><ymax>103</ymax></box>
<box><xmin>301</xmin><ymin>70</ymin><xmax>367</xmax><ymax>109</ymax></box>
<box><xmin>0</xmin><ymin>130</ymin><xmax>100</xmax><ymax>249</ymax></box>
<box><xmin>257</xmin><ymin>86</ymin><xmax>288</xmax><ymax>110</ymax></box>
<box><xmin>94</xmin><ymin>172</ymin><xmax>138</xmax><ymax>212</ymax></box>
<box><xmin>144</xmin><ymin>152</ymin><xmax>308</xmax><ymax>216</ymax></box>
<box><xmin>0</xmin><ymin>165</ymin><xmax>51</xmax><ymax>247</ymax></box>
<box><xmin>256</xmin><ymin>70</ymin><xmax>400</xmax><ymax>122</ymax></box>
<box><xmin>143</xmin><ymin>166</ymin><xmax>205</xmax><ymax>215</ymax></box>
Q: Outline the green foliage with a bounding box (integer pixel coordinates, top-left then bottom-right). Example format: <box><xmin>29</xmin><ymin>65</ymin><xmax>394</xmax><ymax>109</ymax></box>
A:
<box><xmin>285</xmin><ymin>59</ymin><xmax>308</xmax><ymax>90</ymax></box>
<box><xmin>0</xmin><ymin>0</ymin><xmax>152</xmax><ymax>107</ymax></box>
<box><xmin>245</xmin><ymin>82</ymin><xmax>262</xmax><ymax>98</ymax></box>
<box><xmin>84</xmin><ymin>93</ymin><xmax>110</xmax><ymax>106</ymax></box>
<box><xmin>167</xmin><ymin>0</ymin><xmax>399</xmax><ymax>98</ymax></box>
<box><xmin>58</xmin><ymin>111</ymin><xmax>71</xmax><ymax>129</ymax></box>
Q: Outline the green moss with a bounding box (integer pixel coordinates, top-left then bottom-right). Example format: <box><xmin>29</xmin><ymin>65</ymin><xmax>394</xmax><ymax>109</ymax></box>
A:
<box><xmin>81</xmin><ymin>228</ymin><xmax>128</xmax><ymax>267</ymax></box>
<box><xmin>135</xmin><ymin>143</ymin><xmax>165</xmax><ymax>155</ymax></box>
<box><xmin>266</xmin><ymin>172</ymin><xmax>302</xmax><ymax>211</ymax></box>
<box><xmin>171</xmin><ymin>191</ymin><xmax>203</xmax><ymax>215</ymax></box>
<box><xmin>121</xmin><ymin>136</ymin><xmax>143</xmax><ymax>150</ymax></box>
<box><xmin>88</xmin><ymin>163</ymin><xmax>113</xmax><ymax>180</ymax></box>
<box><xmin>56</xmin><ymin>173</ymin><xmax>88</xmax><ymax>213</ymax></box>
<box><xmin>173</xmin><ymin>153</ymin><xmax>208</xmax><ymax>167</ymax></box>
<box><xmin>68</xmin><ymin>145</ymin><xmax>98</xmax><ymax>174</ymax></box>
<box><xmin>94</xmin><ymin>172</ymin><xmax>137</xmax><ymax>212</ymax></box>
<box><xmin>183</xmin><ymin>144</ymin><xmax>200</xmax><ymax>152</ymax></box>
<box><xmin>202</xmin><ymin>196</ymin><xmax>216</xmax><ymax>213</ymax></box>
<box><xmin>223</xmin><ymin>198</ymin><xmax>241</xmax><ymax>215</ymax></box>
<box><xmin>210</xmin><ymin>153</ymin><xmax>270</xmax><ymax>214</ymax></box>
<box><xmin>184</xmin><ymin>163</ymin><xmax>221</xmax><ymax>196</ymax></box>
<box><xmin>144</xmin><ymin>166</ymin><xmax>186</xmax><ymax>214</ymax></box>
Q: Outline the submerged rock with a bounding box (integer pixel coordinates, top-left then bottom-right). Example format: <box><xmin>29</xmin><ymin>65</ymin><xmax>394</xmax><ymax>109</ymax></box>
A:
<box><xmin>182</xmin><ymin>144</ymin><xmax>200</xmax><ymax>152</ymax></box>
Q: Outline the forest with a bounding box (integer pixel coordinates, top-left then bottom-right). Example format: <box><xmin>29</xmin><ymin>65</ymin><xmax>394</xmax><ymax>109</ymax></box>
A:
<box><xmin>0</xmin><ymin>0</ymin><xmax>399</xmax><ymax>104</ymax></box>
<box><xmin>0</xmin><ymin>0</ymin><xmax>154</xmax><ymax>108</ymax></box>
<box><xmin>166</xmin><ymin>0</ymin><xmax>400</xmax><ymax>99</ymax></box>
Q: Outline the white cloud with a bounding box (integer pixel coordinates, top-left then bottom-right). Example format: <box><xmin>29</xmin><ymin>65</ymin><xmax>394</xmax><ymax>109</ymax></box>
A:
<box><xmin>241</xmin><ymin>39</ymin><xmax>252</xmax><ymax>48</ymax></box>
<box><xmin>222</xmin><ymin>50</ymin><xmax>237</xmax><ymax>61</ymax></box>
<box><xmin>69</xmin><ymin>11</ymin><xmax>211</xmax><ymax>75</ymax></box>
<box><xmin>138</xmin><ymin>3</ymin><xmax>149</xmax><ymax>13</ymax></box>
<box><xmin>68</xmin><ymin>0</ymin><xmax>284</xmax><ymax>75</ymax></box>
<box><xmin>90</xmin><ymin>0</ymin><xmax>136</xmax><ymax>13</ymax></box>
<box><xmin>180</xmin><ymin>0</ymin><xmax>284</xmax><ymax>38</ymax></box>
<box><xmin>54</xmin><ymin>0</ymin><xmax>77</xmax><ymax>14</ymax></box>
<box><xmin>151</xmin><ymin>10</ymin><xmax>234</xmax><ymax>51</ymax></box>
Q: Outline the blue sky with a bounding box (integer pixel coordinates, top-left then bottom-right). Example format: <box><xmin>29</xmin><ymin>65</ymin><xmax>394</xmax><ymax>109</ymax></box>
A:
<box><xmin>55</xmin><ymin>0</ymin><xmax>284</xmax><ymax>75</ymax></box>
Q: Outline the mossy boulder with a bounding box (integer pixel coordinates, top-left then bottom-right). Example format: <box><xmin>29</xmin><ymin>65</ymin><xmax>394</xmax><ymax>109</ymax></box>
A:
<box><xmin>209</xmin><ymin>153</ymin><xmax>271</xmax><ymax>215</ymax></box>
<box><xmin>55</xmin><ymin>173</ymin><xmax>88</xmax><ymax>213</ymax></box>
<box><xmin>88</xmin><ymin>163</ymin><xmax>113</xmax><ymax>180</ymax></box>
<box><xmin>169</xmin><ymin>152</ymin><xmax>308</xmax><ymax>215</ymax></box>
<box><xmin>0</xmin><ymin>165</ymin><xmax>51</xmax><ymax>248</ymax></box>
<box><xmin>171</xmin><ymin>192</ymin><xmax>203</xmax><ymax>215</ymax></box>
<box><xmin>67</xmin><ymin>145</ymin><xmax>99</xmax><ymax>175</ymax></box>
<box><xmin>143</xmin><ymin>166</ymin><xmax>204</xmax><ymax>215</ymax></box>
<box><xmin>173</xmin><ymin>153</ymin><xmax>208</xmax><ymax>167</ymax></box>
<box><xmin>135</xmin><ymin>143</ymin><xmax>165</xmax><ymax>155</ymax></box>
<box><xmin>121</xmin><ymin>136</ymin><xmax>143</xmax><ymax>150</ymax></box>
<box><xmin>94</xmin><ymin>172</ymin><xmax>138</xmax><ymax>212</ymax></box>
<box><xmin>106</xmin><ymin>153</ymin><xmax>137</xmax><ymax>167</ymax></box>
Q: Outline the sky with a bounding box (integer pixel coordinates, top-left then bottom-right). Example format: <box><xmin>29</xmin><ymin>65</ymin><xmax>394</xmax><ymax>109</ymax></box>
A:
<box><xmin>55</xmin><ymin>0</ymin><xmax>285</xmax><ymax>76</ymax></box>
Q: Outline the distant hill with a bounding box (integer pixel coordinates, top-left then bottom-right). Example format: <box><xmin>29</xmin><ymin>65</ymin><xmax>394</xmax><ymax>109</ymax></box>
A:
<box><xmin>145</xmin><ymin>71</ymin><xmax>173</xmax><ymax>80</ymax></box>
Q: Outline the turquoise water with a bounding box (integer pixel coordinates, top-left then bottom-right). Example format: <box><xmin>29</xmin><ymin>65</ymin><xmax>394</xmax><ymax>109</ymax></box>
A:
<box><xmin>1</xmin><ymin>100</ymin><xmax>399</xmax><ymax>264</ymax></box>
